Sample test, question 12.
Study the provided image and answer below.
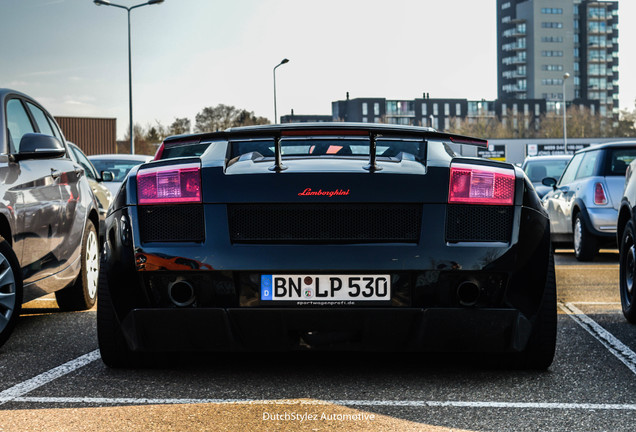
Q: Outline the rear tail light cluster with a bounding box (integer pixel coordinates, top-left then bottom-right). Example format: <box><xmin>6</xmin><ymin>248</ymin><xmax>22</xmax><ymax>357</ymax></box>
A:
<box><xmin>137</xmin><ymin>163</ymin><xmax>201</xmax><ymax>205</ymax></box>
<box><xmin>449</xmin><ymin>163</ymin><xmax>515</xmax><ymax>205</ymax></box>
<box><xmin>594</xmin><ymin>182</ymin><xmax>607</xmax><ymax>205</ymax></box>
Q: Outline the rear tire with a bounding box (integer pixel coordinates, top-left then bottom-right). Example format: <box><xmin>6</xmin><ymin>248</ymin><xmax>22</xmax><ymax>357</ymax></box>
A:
<box><xmin>0</xmin><ymin>236</ymin><xmax>23</xmax><ymax>349</ymax></box>
<box><xmin>514</xmin><ymin>252</ymin><xmax>557</xmax><ymax>369</ymax></box>
<box><xmin>55</xmin><ymin>221</ymin><xmax>99</xmax><ymax>311</ymax></box>
<box><xmin>97</xmin><ymin>263</ymin><xmax>140</xmax><ymax>368</ymax></box>
<box><xmin>619</xmin><ymin>220</ymin><xmax>636</xmax><ymax>323</ymax></box>
<box><xmin>573</xmin><ymin>213</ymin><xmax>598</xmax><ymax>261</ymax></box>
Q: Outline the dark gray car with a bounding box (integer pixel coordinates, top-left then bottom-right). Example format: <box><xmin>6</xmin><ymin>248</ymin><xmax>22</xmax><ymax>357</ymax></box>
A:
<box><xmin>0</xmin><ymin>89</ymin><xmax>100</xmax><ymax>348</ymax></box>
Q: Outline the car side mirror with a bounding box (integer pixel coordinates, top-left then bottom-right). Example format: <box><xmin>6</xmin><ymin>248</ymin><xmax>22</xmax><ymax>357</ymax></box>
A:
<box><xmin>12</xmin><ymin>133</ymin><xmax>66</xmax><ymax>161</ymax></box>
<box><xmin>101</xmin><ymin>171</ymin><xmax>114</xmax><ymax>182</ymax></box>
<box><xmin>542</xmin><ymin>177</ymin><xmax>558</xmax><ymax>189</ymax></box>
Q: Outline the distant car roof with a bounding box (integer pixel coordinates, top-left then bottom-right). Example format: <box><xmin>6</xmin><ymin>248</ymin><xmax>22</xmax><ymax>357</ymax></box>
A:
<box><xmin>523</xmin><ymin>155</ymin><xmax>572</xmax><ymax>161</ymax></box>
<box><xmin>577</xmin><ymin>141</ymin><xmax>636</xmax><ymax>153</ymax></box>
<box><xmin>89</xmin><ymin>154</ymin><xmax>152</xmax><ymax>161</ymax></box>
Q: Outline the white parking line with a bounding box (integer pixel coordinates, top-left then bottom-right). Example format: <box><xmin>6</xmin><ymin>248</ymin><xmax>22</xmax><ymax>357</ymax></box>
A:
<box><xmin>2</xmin><ymin>305</ymin><xmax>635</xmax><ymax>411</ymax></box>
<box><xmin>0</xmin><ymin>350</ymin><xmax>100</xmax><ymax>405</ymax></box>
<box><xmin>559</xmin><ymin>302</ymin><xmax>636</xmax><ymax>376</ymax></box>
<box><xmin>5</xmin><ymin>396</ymin><xmax>636</xmax><ymax>411</ymax></box>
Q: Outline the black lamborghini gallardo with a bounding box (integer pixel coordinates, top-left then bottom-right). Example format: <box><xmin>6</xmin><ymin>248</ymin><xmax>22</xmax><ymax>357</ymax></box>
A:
<box><xmin>97</xmin><ymin>123</ymin><xmax>556</xmax><ymax>369</ymax></box>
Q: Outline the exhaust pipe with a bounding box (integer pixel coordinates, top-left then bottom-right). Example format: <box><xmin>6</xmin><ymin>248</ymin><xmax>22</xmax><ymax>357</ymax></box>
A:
<box><xmin>457</xmin><ymin>280</ymin><xmax>480</xmax><ymax>307</ymax></box>
<box><xmin>168</xmin><ymin>280</ymin><xmax>196</xmax><ymax>307</ymax></box>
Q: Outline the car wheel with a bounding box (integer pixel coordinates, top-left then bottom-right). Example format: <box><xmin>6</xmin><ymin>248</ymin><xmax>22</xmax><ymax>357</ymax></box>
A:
<box><xmin>97</xmin><ymin>263</ymin><xmax>141</xmax><ymax>368</ymax></box>
<box><xmin>513</xmin><ymin>252</ymin><xmax>557</xmax><ymax>370</ymax></box>
<box><xmin>573</xmin><ymin>213</ymin><xmax>598</xmax><ymax>261</ymax></box>
<box><xmin>0</xmin><ymin>236</ymin><xmax>23</xmax><ymax>349</ymax></box>
<box><xmin>619</xmin><ymin>220</ymin><xmax>636</xmax><ymax>323</ymax></box>
<box><xmin>55</xmin><ymin>221</ymin><xmax>99</xmax><ymax>311</ymax></box>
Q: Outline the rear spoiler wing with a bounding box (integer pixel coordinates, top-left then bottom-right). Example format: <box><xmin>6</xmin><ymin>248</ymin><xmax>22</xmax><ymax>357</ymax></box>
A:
<box><xmin>162</xmin><ymin>123</ymin><xmax>488</xmax><ymax>173</ymax></box>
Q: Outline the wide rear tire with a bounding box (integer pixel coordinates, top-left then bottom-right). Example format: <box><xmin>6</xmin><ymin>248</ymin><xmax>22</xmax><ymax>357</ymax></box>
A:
<box><xmin>513</xmin><ymin>252</ymin><xmax>557</xmax><ymax>369</ymax></box>
<box><xmin>97</xmin><ymin>263</ymin><xmax>141</xmax><ymax>368</ymax></box>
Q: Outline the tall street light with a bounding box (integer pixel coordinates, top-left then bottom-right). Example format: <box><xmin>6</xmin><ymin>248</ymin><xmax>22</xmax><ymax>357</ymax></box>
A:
<box><xmin>94</xmin><ymin>0</ymin><xmax>165</xmax><ymax>154</ymax></box>
<box><xmin>273</xmin><ymin>58</ymin><xmax>289</xmax><ymax>124</ymax></box>
<box><xmin>562</xmin><ymin>72</ymin><xmax>570</xmax><ymax>154</ymax></box>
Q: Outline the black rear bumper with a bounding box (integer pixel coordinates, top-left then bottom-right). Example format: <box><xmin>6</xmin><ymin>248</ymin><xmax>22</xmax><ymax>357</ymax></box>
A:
<box><xmin>120</xmin><ymin>307</ymin><xmax>532</xmax><ymax>353</ymax></box>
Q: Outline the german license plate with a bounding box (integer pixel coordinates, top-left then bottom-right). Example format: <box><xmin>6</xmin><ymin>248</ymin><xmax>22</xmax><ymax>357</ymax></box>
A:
<box><xmin>260</xmin><ymin>274</ymin><xmax>390</xmax><ymax>303</ymax></box>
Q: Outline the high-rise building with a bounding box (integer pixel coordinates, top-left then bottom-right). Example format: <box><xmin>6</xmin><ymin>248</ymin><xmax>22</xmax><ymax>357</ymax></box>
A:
<box><xmin>496</xmin><ymin>0</ymin><xmax>618</xmax><ymax>118</ymax></box>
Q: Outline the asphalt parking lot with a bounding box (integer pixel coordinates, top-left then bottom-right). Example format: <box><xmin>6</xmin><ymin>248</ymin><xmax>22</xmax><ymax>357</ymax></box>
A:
<box><xmin>0</xmin><ymin>249</ymin><xmax>635</xmax><ymax>432</ymax></box>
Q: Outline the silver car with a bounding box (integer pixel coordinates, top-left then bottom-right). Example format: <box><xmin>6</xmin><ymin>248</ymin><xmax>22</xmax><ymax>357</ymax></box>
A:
<box><xmin>542</xmin><ymin>141</ymin><xmax>636</xmax><ymax>261</ymax></box>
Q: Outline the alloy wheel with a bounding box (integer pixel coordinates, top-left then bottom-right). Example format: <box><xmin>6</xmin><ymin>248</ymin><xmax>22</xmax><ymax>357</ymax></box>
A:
<box><xmin>0</xmin><ymin>252</ymin><xmax>17</xmax><ymax>332</ymax></box>
<box><xmin>85</xmin><ymin>230</ymin><xmax>99</xmax><ymax>300</ymax></box>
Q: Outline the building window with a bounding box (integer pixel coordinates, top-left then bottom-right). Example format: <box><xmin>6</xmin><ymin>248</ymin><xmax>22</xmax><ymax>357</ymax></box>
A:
<box><xmin>535</xmin><ymin>104</ymin><xmax>540</xmax><ymax>116</ymax></box>
<box><xmin>541</xmin><ymin>79</ymin><xmax>564</xmax><ymax>85</ymax></box>
<box><xmin>541</xmin><ymin>8</ymin><xmax>563</xmax><ymax>14</ymax></box>
<box><xmin>541</xmin><ymin>36</ymin><xmax>563</xmax><ymax>43</ymax></box>
<box><xmin>433</xmin><ymin>104</ymin><xmax>439</xmax><ymax>115</ymax></box>
<box><xmin>374</xmin><ymin>117</ymin><xmax>380</xmax><ymax>123</ymax></box>
<box><xmin>444</xmin><ymin>118</ymin><xmax>450</xmax><ymax>130</ymax></box>
<box><xmin>541</xmin><ymin>50</ymin><xmax>564</xmax><ymax>57</ymax></box>
<box><xmin>444</xmin><ymin>103</ymin><xmax>450</xmax><ymax>116</ymax></box>
<box><xmin>374</xmin><ymin>103</ymin><xmax>380</xmax><ymax>116</ymax></box>
<box><xmin>542</xmin><ymin>64</ymin><xmax>564</xmax><ymax>71</ymax></box>
<box><xmin>362</xmin><ymin>117</ymin><xmax>368</xmax><ymax>123</ymax></box>
<box><xmin>501</xmin><ymin>2</ymin><xmax>510</xmax><ymax>10</ymax></box>
<box><xmin>456</xmin><ymin>103</ymin><xmax>461</xmax><ymax>116</ymax></box>
<box><xmin>541</xmin><ymin>22</ymin><xmax>563</xmax><ymax>29</ymax></box>
<box><xmin>422</xmin><ymin>103</ymin><xmax>427</xmax><ymax>115</ymax></box>
<box><xmin>524</xmin><ymin>104</ymin><xmax>529</xmax><ymax>115</ymax></box>
<box><xmin>502</xmin><ymin>103</ymin><xmax>507</xmax><ymax>113</ymax></box>
<box><xmin>362</xmin><ymin>103</ymin><xmax>368</xmax><ymax>116</ymax></box>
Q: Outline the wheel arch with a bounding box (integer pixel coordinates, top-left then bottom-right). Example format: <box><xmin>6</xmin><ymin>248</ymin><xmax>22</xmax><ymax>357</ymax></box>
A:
<box><xmin>0</xmin><ymin>212</ymin><xmax>12</xmax><ymax>246</ymax></box>
<box><xmin>617</xmin><ymin>203</ymin><xmax>632</xmax><ymax>247</ymax></box>
<box><xmin>88</xmin><ymin>209</ymin><xmax>101</xmax><ymax>247</ymax></box>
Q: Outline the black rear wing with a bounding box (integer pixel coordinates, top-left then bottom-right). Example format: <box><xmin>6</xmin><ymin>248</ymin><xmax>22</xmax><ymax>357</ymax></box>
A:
<box><xmin>162</xmin><ymin>122</ymin><xmax>488</xmax><ymax>172</ymax></box>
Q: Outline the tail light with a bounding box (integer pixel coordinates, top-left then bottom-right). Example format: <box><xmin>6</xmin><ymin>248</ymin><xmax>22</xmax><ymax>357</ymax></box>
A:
<box><xmin>449</xmin><ymin>163</ymin><xmax>515</xmax><ymax>205</ymax></box>
<box><xmin>594</xmin><ymin>182</ymin><xmax>607</xmax><ymax>205</ymax></box>
<box><xmin>137</xmin><ymin>163</ymin><xmax>201</xmax><ymax>205</ymax></box>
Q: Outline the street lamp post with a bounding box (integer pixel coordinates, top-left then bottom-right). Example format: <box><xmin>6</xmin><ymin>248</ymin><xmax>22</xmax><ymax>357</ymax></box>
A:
<box><xmin>273</xmin><ymin>58</ymin><xmax>289</xmax><ymax>124</ymax></box>
<box><xmin>94</xmin><ymin>0</ymin><xmax>165</xmax><ymax>154</ymax></box>
<box><xmin>562</xmin><ymin>72</ymin><xmax>570</xmax><ymax>154</ymax></box>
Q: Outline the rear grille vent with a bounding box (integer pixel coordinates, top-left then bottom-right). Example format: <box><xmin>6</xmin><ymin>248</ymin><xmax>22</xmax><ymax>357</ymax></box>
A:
<box><xmin>139</xmin><ymin>205</ymin><xmax>205</xmax><ymax>242</ymax></box>
<box><xmin>445</xmin><ymin>205</ymin><xmax>513</xmax><ymax>243</ymax></box>
<box><xmin>228</xmin><ymin>203</ymin><xmax>422</xmax><ymax>243</ymax></box>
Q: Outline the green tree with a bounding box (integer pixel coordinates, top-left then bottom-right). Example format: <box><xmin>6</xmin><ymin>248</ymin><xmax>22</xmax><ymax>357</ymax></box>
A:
<box><xmin>195</xmin><ymin>104</ymin><xmax>269</xmax><ymax>133</ymax></box>
<box><xmin>169</xmin><ymin>117</ymin><xmax>191</xmax><ymax>136</ymax></box>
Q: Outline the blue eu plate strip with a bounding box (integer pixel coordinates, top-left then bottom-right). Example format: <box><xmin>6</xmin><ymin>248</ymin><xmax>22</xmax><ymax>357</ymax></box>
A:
<box><xmin>261</xmin><ymin>275</ymin><xmax>273</xmax><ymax>300</ymax></box>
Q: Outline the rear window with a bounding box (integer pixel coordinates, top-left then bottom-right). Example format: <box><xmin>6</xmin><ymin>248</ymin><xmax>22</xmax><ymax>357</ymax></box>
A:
<box><xmin>160</xmin><ymin>143</ymin><xmax>211</xmax><ymax>160</ymax></box>
<box><xmin>229</xmin><ymin>137</ymin><xmax>425</xmax><ymax>161</ymax></box>
<box><xmin>605</xmin><ymin>148</ymin><xmax>636</xmax><ymax>176</ymax></box>
<box><xmin>523</xmin><ymin>159</ymin><xmax>570</xmax><ymax>182</ymax></box>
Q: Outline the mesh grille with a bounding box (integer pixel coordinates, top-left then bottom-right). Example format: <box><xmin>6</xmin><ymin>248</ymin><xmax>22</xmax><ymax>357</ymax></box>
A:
<box><xmin>445</xmin><ymin>205</ymin><xmax>513</xmax><ymax>243</ymax></box>
<box><xmin>228</xmin><ymin>204</ymin><xmax>422</xmax><ymax>243</ymax></box>
<box><xmin>139</xmin><ymin>205</ymin><xmax>205</xmax><ymax>242</ymax></box>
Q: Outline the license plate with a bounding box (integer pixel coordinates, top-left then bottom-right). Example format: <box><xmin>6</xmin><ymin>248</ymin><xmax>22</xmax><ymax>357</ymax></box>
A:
<box><xmin>260</xmin><ymin>274</ymin><xmax>390</xmax><ymax>303</ymax></box>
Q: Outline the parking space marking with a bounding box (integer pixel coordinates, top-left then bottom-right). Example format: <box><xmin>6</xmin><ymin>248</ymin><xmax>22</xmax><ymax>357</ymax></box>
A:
<box><xmin>559</xmin><ymin>302</ymin><xmax>636</xmax><ymax>376</ymax></box>
<box><xmin>0</xmin><ymin>350</ymin><xmax>100</xmax><ymax>405</ymax></box>
<box><xmin>5</xmin><ymin>397</ymin><xmax>636</xmax><ymax>411</ymax></box>
<box><xmin>569</xmin><ymin>302</ymin><xmax>621</xmax><ymax>305</ymax></box>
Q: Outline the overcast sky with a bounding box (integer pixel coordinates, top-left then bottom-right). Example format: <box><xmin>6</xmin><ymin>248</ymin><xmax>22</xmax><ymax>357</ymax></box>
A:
<box><xmin>2</xmin><ymin>0</ymin><xmax>635</xmax><ymax>140</ymax></box>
